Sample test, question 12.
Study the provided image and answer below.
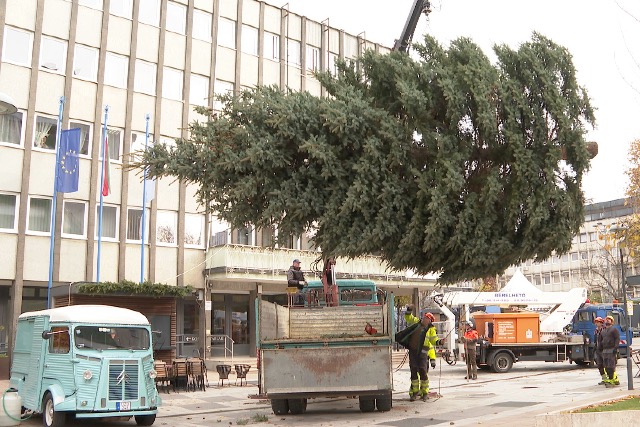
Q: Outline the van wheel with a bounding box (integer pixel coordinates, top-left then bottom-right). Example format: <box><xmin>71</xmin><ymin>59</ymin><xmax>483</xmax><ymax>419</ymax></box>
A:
<box><xmin>43</xmin><ymin>392</ymin><xmax>66</xmax><ymax>427</ymax></box>
<box><xmin>134</xmin><ymin>414</ymin><xmax>156</xmax><ymax>426</ymax></box>
<box><xmin>270</xmin><ymin>398</ymin><xmax>289</xmax><ymax>415</ymax></box>
<box><xmin>491</xmin><ymin>352</ymin><xmax>513</xmax><ymax>373</ymax></box>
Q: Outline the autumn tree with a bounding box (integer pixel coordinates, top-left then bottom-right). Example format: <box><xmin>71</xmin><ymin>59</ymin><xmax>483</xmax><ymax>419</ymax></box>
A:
<box><xmin>624</xmin><ymin>138</ymin><xmax>640</xmax><ymax>262</ymax></box>
<box><xmin>134</xmin><ymin>34</ymin><xmax>595</xmax><ymax>283</ymax></box>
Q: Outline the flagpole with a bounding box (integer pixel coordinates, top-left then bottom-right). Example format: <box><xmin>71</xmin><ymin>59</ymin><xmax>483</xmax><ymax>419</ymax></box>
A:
<box><xmin>140</xmin><ymin>113</ymin><xmax>150</xmax><ymax>284</ymax></box>
<box><xmin>97</xmin><ymin>105</ymin><xmax>109</xmax><ymax>283</ymax></box>
<box><xmin>47</xmin><ymin>96</ymin><xmax>65</xmax><ymax>309</ymax></box>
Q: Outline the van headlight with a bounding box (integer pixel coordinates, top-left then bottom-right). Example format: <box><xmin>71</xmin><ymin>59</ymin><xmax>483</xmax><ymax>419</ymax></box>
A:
<box><xmin>83</xmin><ymin>369</ymin><xmax>93</xmax><ymax>380</ymax></box>
<box><xmin>148</xmin><ymin>369</ymin><xmax>157</xmax><ymax>379</ymax></box>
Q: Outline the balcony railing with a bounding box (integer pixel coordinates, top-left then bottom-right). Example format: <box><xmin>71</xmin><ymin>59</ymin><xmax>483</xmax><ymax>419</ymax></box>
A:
<box><xmin>204</xmin><ymin>244</ymin><xmax>437</xmax><ymax>285</ymax></box>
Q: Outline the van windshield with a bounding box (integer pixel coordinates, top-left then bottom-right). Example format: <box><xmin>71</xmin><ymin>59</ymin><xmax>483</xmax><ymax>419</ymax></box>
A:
<box><xmin>74</xmin><ymin>326</ymin><xmax>150</xmax><ymax>350</ymax></box>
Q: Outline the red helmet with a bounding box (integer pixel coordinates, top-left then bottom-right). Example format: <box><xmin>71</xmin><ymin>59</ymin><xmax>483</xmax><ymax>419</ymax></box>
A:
<box><xmin>423</xmin><ymin>312</ymin><xmax>435</xmax><ymax>322</ymax></box>
<box><xmin>594</xmin><ymin>317</ymin><xmax>604</xmax><ymax>324</ymax></box>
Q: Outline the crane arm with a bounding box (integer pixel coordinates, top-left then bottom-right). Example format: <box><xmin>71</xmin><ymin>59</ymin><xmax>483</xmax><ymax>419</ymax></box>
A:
<box><xmin>393</xmin><ymin>0</ymin><xmax>431</xmax><ymax>52</ymax></box>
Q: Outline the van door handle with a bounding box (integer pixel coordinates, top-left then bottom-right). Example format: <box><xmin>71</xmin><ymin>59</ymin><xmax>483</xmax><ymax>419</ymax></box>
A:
<box><xmin>71</xmin><ymin>359</ymin><xmax>80</xmax><ymax>364</ymax></box>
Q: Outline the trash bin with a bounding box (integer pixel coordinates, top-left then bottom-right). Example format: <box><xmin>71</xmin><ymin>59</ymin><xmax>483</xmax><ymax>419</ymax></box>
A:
<box><xmin>216</xmin><ymin>364</ymin><xmax>232</xmax><ymax>386</ymax></box>
<box><xmin>234</xmin><ymin>364</ymin><xmax>251</xmax><ymax>386</ymax></box>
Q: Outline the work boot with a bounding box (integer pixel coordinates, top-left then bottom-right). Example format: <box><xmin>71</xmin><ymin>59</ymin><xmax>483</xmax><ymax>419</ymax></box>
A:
<box><xmin>409</xmin><ymin>393</ymin><xmax>417</xmax><ymax>402</ymax></box>
<box><xmin>605</xmin><ymin>382</ymin><xmax>619</xmax><ymax>388</ymax></box>
<box><xmin>472</xmin><ymin>375</ymin><xmax>477</xmax><ymax>380</ymax></box>
<box><xmin>421</xmin><ymin>394</ymin><xmax>429</xmax><ymax>402</ymax></box>
<box><xmin>598</xmin><ymin>373</ymin><xmax>608</xmax><ymax>385</ymax></box>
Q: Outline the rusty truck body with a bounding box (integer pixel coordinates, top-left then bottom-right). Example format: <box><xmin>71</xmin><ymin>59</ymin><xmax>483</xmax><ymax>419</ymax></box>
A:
<box><xmin>256</xmin><ymin>279</ymin><xmax>395</xmax><ymax>415</ymax></box>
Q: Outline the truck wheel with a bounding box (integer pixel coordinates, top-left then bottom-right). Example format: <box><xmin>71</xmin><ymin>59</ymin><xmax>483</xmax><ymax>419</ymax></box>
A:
<box><xmin>492</xmin><ymin>353</ymin><xmax>513</xmax><ymax>373</ymax></box>
<box><xmin>270</xmin><ymin>399</ymin><xmax>289</xmax><ymax>415</ymax></box>
<box><xmin>43</xmin><ymin>392</ymin><xmax>66</xmax><ymax>427</ymax></box>
<box><xmin>376</xmin><ymin>396</ymin><xmax>392</xmax><ymax>412</ymax></box>
<box><xmin>359</xmin><ymin>396</ymin><xmax>376</xmax><ymax>413</ymax></box>
<box><xmin>288</xmin><ymin>398</ymin><xmax>306</xmax><ymax>415</ymax></box>
<box><xmin>135</xmin><ymin>414</ymin><xmax>157</xmax><ymax>426</ymax></box>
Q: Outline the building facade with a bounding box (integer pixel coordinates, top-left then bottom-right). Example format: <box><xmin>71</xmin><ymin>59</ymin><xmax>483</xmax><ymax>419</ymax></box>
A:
<box><xmin>501</xmin><ymin>198</ymin><xmax>638</xmax><ymax>302</ymax></box>
<box><xmin>0</xmin><ymin>0</ymin><xmax>439</xmax><ymax>359</ymax></box>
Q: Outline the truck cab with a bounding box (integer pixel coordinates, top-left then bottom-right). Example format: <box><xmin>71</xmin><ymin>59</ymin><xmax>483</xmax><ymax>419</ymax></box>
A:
<box><xmin>301</xmin><ymin>279</ymin><xmax>380</xmax><ymax>306</ymax></box>
<box><xmin>571</xmin><ymin>303</ymin><xmax>632</xmax><ymax>358</ymax></box>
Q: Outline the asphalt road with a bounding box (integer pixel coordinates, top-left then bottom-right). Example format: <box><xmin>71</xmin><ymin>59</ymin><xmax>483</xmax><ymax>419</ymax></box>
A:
<box><xmin>8</xmin><ymin>358</ymin><xmax>639</xmax><ymax>427</ymax></box>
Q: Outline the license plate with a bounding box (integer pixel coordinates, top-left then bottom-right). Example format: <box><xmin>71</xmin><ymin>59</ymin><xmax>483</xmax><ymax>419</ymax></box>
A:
<box><xmin>116</xmin><ymin>401</ymin><xmax>131</xmax><ymax>411</ymax></box>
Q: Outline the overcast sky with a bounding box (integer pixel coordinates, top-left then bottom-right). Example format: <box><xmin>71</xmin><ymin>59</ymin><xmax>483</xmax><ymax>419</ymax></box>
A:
<box><xmin>265</xmin><ymin>0</ymin><xmax>640</xmax><ymax>204</ymax></box>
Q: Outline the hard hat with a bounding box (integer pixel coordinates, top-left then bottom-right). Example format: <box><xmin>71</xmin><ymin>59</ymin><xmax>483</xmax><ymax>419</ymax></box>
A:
<box><xmin>605</xmin><ymin>315</ymin><xmax>615</xmax><ymax>322</ymax></box>
<box><xmin>423</xmin><ymin>312</ymin><xmax>435</xmax><ymax>322</ymax></box>
<box><xmin>594</xmin><ymin>317</ymin><xmax>604</xmax><ymax>323</ymax></box>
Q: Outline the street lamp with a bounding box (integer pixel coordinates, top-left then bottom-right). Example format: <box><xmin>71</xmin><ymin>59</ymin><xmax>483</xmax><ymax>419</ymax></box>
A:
<box><xmin>611</xmin><ymin>224</ymin><xmax>634</xmax><ymax>391</ymax></box>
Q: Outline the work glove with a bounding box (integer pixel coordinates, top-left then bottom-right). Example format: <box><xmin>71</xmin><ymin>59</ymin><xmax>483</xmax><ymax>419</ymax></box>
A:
<box><xmin>430</xmin><ymin>359</ymin><xmax>436</xmax><ymax>369</ymax></box>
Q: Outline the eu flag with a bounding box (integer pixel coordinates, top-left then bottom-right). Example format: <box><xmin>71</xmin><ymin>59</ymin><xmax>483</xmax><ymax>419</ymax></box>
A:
<box><xmin>56</xmin><ymin>128</ymin><xmax>81</xmax><ymax>193</ymax></box>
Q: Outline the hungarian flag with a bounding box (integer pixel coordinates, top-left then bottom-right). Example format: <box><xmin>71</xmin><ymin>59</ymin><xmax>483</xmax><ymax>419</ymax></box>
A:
<box><xmin>101</xmin><ymin>133</ymin><xmax>111</xmax><ymax>196</ymax></box>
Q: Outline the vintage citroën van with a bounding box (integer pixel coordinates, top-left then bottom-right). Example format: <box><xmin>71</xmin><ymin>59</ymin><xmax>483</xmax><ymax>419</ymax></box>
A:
<box><xmin>9</xmin><ymin>305</ymin><xmax>161</xmax><ymax>427</ymax></box>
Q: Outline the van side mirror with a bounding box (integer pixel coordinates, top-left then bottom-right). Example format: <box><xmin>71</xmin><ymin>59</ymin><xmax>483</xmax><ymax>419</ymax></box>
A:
<box><xmin>621</xmin><ymin>325</ymin><xmax>628</xmax><ymax>332</ymax></box>
<box><xmin>42</xmin><ymin>330</ymin><xmax>52</xmax><ymax>339</ymax></box>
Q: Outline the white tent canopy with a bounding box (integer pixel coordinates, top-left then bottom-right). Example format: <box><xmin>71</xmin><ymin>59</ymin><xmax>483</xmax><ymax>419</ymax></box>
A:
<box><xmin>500</xmin><ymin>269</ymin><xmax>542</xmax><ymax>294</ymax></box>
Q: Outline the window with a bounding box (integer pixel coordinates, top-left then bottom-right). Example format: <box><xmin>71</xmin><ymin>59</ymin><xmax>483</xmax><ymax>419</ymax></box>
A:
<box><xmin>184</xmin><ymin>213</ymin><xmax>204</xmax><ymax>247</ymax></box>
<box><xmin>79</xmin><ymin>0</ymin><xmax>102</xmax><ymax>8</ymax></box>
<box><xmin>134</xmin><ymin>60</ymin><xmax>157</xmax><ymax>95</ymax></box>
<box><xmin>189</xmin><ymin>74</ymin><xmax>209</xmax><ymax>106</ymax></box>
<box><xmin>0</xmin><ymin>111</ymin><xmax>23</xmax><ymax>146</ymax></box>
<box><xmin>73</xmin><ymin>44</ymin><xmax>98</xmax><ymax>81</ymax></box>
<box><xmin>139</xmin><ymin>0</ymin><xmax>160</xmax><ymax>26</ymax></box>
<box><xmin>96</xmin><ymin>205</ymin><xmax>118</xmax><ymax>239</ymax></box>
<box><xmin>236</xmin><ymin>227</ymin><xmax>253</xmax><ymax>245</ymax></box>
<box><xmin>162</xmin><ymin>67</ymin><xmax>183</xmax><ymax>100</ymax></box>
<box><xmin>306</xmin><ymin>46</ymin><xmax>319</xmax><ymax>71</ymax></box>
<box><xmin>130</xmin><ymin>131</ymin><xmax>154</xmax><ymax>157</ymax></box>
<box><xmin>543</xmin><ymin>274</ymin><xmax>551</xmax><ymax>285</ymax></box>
<box><xmin>579</xmin><ymin>233</ymin><xmax>587</xmax><ymax>243</ymax></box>
<box><xmin>126</xmin><ymin>208</ymin><xmax>149</xmax><ymax>241</ymax></box>
<box><xmin>589</xmin><ymin>232</ymin><xmax>597</xmax><ymax>242</ymax></box>
<box><xmin>328</xmin><ymin>52</ymin><xmax>338</xmax><ymax>74</ymax></box>
<box><xmin>217</xmin><ymin>18</ymin><xmax>236</xmax><ymax>49</ymax></box>
<box><xmin>2</xmin><ymin>26</ymin><xmax>33</xmax><ymax>66</ymax></box>
<box><xmin>40</xmin><ymin>36</ymin><xmax>67</xmax><ymax>74</ymax></box>
<box><xmin>48</xmin><ymin>327</ymin><xmax>70</xmax><ymax>354</ymax></box>
<box><xmin>241</xmin><ymin>25</ymin><xmax>258</xmax><ymax>55</ymax></box>
<box><xmin>166</xmin><ymin>2</ymin><xmax>186</xmax><ymax>34</ymax></box>
<box><xmin>34</xmin><ymin>115</ymin><xmax>57</xmax><ymax>150</ymax></box>
<box><xmin>562</xmin><ymin>272</ymin><xmax>570</xmax><ymax>283</ymax></box>
<box><xmin>0</xmin><ymin>194</ymin><xmax>17</xmax><ymax>231</ymax></box>
<box><xmin>104</xmin><ymin>52</ymin><xmax>128</xmax><ymax>88</ymax></box>
<box><xmin>264</xmin><ymin>32</ymin><xmax>279</xmax><ymax>60</ymax></box>
<box><xmin>110</xmin><ymin>0</ymin><xmax>132</xmax><ymax>18</ymax></box>
<box><xmin>193</xmin><ymin>9</ymin><xmax>212</xmax><ymax>41</ymax></box>
<box><xmin>213</xmin><ymin>80</ymin><xmax>234</xmax><ymax>110</ymax></box>
<box><xmin>571</xmin><ymin>252</ymin><xmax>579</xmax><ymax>261</ymax></box>
<box><xmin>287</xmin><ymin>39</ymin><xmax>301</xmax><ymax>66</ymax></box>
<box><xmin>156</xmin><ymin>211</ymin><xmax>177</xmax><ymax>245</ymax></box>
<box><xmin>580</xmin><ymin>251</ymin><xmax>588</xmax><ymax>260</ymax></box>
<box><xmin>105</xmin><ymin>128</ymin><xmax>122</xmax><ymax>161</ymax></box>
<box><xmin>28</xmin><ymin>197</ymin><xmax>52</xmax><ymax>233</ymax></box>
<box><xmin>69</xmin><ymin>121</ymin><xmax>91</xmax><ymax>156</ymax></box>
<box><xmin>62</xmin><ymin>201</ymin><xmax>86</xmax><ymax>237</ymax></box>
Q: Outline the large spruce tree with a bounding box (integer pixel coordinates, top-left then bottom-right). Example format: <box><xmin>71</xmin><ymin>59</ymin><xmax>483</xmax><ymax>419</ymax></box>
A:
<box><xmin>135</xmin><ymin>34</ymin><xmax>595</xmax><ymax>283</ymax></box>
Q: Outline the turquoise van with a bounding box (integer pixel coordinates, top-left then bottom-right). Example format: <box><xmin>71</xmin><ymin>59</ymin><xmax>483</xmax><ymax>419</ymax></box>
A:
<box><xmin>10</xmin><ymin>305</ymin><xmax>161</xmax><ymax>427</ymax></box>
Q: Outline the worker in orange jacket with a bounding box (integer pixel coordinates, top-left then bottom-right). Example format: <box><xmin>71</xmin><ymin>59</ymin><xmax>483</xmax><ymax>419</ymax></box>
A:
<box><xmin>463</xmin><ymin>321</ymin><xmax>479</xmax><ymax>380</ymax></box>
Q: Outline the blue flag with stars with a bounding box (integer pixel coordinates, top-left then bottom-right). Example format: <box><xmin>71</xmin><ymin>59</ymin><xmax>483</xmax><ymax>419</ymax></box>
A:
<box><xmin>56</xmin><ymin>128</ymin><xmax>81</xmax><ymax>193</ymax></box>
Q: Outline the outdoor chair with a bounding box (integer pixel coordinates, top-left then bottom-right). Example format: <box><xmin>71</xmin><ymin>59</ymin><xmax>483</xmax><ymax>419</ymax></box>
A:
<box><xmin>234</xmin><ymin>364</ymin><xmax>251</xmax><ymax>386</ymax></box>
<box><xmin>187</xmin><ymin>357</ymin><xmax>208</xmax><ymax>391</ymax></box>
<box><xmin>172</xmin><ymin>358</ymin><xmax>189</xmax><ymax>392</ymax></box>
<box><xmin>153</xmin><ymin>360</ymin><xmax>171</xmax><ymax>394</ymax></box>
<box><xmin>631</xmin><ymin>349</ymin><xmax>640</xmax><ymax>378</ymax></box>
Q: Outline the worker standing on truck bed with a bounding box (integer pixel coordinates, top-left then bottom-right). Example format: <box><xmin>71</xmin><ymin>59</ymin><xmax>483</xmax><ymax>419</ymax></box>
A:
<box><xmin>600</xmin><ymin>315</ymin><xmax>620</xmax><ymax>387</ymax></box>
<box><xmin>463</xmin><ymin>321</ymin><xmax>478</xmax><ymax>380</ymax></box>
<box><xmin>287</xmin><ymin>259</ymin><xmax>307</xmax><ymax>306</ymax></box>
<box><xmin>593</xmin><ymin>316</ymin><xmax>606</xmax><ymax>385</ymax></box>
<box><xmin>404</xmin><ymin>305</ymin><xmax>439</xmax><ymax>401</ymax></box>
